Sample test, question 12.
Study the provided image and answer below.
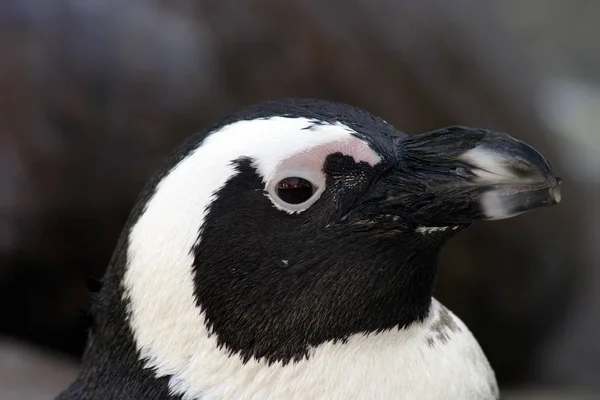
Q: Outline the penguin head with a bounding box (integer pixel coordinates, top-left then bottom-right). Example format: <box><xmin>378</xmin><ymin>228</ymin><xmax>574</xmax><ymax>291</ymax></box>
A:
<box><xmin>116</xmin><ymin>99</ymin><xmax>561</xmax><ymax>371</ymax></box>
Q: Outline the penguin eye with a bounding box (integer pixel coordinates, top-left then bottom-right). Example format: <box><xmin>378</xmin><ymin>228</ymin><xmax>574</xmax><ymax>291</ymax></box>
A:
<box><xmin>266</xmin><ymin>170</ymin><xmax>324</xmax><ymax>213</ymax></box>
<box><xmin>276</xmin><ymin>177</ymin><xmax>314</xmax><ymax>204</ymax></box>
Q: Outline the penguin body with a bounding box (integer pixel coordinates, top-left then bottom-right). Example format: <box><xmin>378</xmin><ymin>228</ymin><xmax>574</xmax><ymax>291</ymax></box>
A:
<box><xmin>58</xmin><ymin>99</ymin><xmax>560</xmax><ymax>400</ymax></box>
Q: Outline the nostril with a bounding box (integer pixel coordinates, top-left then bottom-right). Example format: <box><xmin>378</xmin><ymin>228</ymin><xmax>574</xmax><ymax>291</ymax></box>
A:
<box><xmin>453</xmin><ymin>166</ymin><xmax>470</xmax><ymax>178</ymax></box>
<box><xmin>556</xmin><ymin>177</ymin><xmax>563</xmax><ymax>185</ymax></box>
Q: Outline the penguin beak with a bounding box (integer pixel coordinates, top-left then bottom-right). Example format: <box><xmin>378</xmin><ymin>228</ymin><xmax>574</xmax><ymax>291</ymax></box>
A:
<box><xmin>374</xmin><ymin>127</ymin><xmax>562</xmax><ymax>226</ymax></box>
<box><xmin>459</xmin><ymin>141</ymin><xmax>562</xmax><ymax>220</ymax></box>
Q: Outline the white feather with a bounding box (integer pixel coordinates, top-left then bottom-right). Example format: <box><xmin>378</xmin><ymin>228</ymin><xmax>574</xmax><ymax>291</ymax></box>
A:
<box><xmin>416</xmin><ymin>226</ymin><xmax>450</xmax><ymax>234</ymax></box>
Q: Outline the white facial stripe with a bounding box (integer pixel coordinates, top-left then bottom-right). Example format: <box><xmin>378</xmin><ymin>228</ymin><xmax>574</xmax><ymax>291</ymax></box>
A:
<box><xmin>266</xmin><ymin>137</ymin><xmax>381</xmax><ymax>214</ymax></box>
<box><xmin>274</xmin><ymin>136</ymin><xmax>381</xmax><ymax>174</ymax></box>
<box><xmin>123</xmin><ymin>117</ymin><xmax>383</xmax><ymax>394</ymax></box>
<box><xmin>247</xmin><ymin>119</ymin><xmax>382</xmax><ymax>180</ymax></box>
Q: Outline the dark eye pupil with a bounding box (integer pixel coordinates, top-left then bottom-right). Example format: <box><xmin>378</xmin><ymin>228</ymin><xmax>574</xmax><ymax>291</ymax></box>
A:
<box><xmin>276</xmin><ymin>177</ymin><xmax>314</xmax><ymax>204</ymax></box>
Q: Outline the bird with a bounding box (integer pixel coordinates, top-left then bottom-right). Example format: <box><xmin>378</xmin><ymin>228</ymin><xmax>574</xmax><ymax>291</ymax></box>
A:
<box><xmin>57</xmin><ymin>98</ymin><xmax>561</xmax><ymax>400</ymax></box>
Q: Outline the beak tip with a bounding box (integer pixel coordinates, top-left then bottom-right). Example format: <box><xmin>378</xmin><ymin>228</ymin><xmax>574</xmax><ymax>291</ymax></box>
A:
<box><xmin>550</xmin><ymin>180</ymin><xmax>562</xmax><ymax>204</ymax></box>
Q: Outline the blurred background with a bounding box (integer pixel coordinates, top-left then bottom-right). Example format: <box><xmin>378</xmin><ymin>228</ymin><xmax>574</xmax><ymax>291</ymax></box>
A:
<box><xmin>0</xmin><ymin>0</ymin><xmax>599</xmax><ymax>399</ymax></box>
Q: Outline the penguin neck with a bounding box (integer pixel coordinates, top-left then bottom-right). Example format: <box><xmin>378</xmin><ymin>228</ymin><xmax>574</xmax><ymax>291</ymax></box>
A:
<box><xmin>189</xmin><ymin>232</ymin><xmax>445</xmax><ymax>365</ymax></box>
<box><xmin>330</xmin><ymin>238</ymin><xmax>443</xmax><ymax>331</ymax></box>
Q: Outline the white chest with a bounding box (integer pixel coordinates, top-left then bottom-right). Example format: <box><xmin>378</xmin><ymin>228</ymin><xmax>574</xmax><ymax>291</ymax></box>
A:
<box><xmin>156</xmin><ymin>300</ymin><xmax>498</xmax><ymax>400</ymax></box>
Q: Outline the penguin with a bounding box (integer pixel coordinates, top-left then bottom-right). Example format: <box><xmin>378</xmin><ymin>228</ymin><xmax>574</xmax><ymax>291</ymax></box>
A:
<box><xmin>57</xmin><ymin>98</ymin><xmax>561</xmax><ymax>400</ymax></box>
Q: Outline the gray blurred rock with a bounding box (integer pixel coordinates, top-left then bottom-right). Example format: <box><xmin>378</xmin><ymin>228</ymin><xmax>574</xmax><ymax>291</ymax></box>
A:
<box><xmin>495</xmin><ymin>1</ymin><xmax>600</xmax><ymax>390</ymax></box>
<box><xmin>503</xmin><ymin>387</ymin><xmax>598</xmax><ymax>400</ymax></box>
<box><xmin>0</xmin><ymin>338</ymin><xmax>78</xmax><ymax>400</ymax></box>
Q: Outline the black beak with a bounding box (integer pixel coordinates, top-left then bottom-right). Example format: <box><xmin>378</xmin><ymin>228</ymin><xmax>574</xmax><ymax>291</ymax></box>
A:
<box><xmin>384</xmin><ymin>127</ymin><xmax>561</xmax><ymax>226</ymax></box>
<box><xmin>457</xmin><ymin>130</ymin><xmax>561</xmax><ymax>219</ymax></box>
